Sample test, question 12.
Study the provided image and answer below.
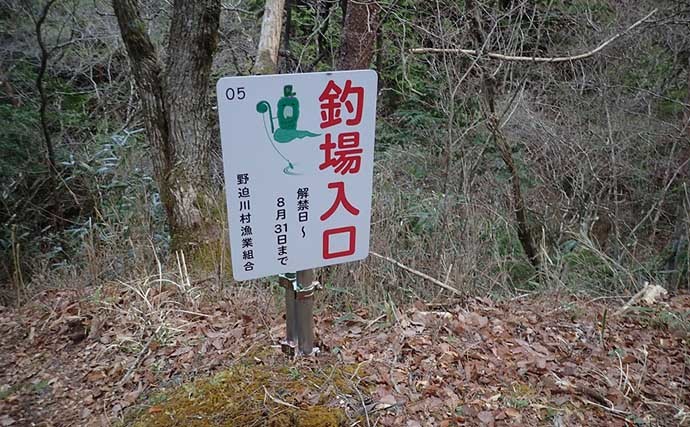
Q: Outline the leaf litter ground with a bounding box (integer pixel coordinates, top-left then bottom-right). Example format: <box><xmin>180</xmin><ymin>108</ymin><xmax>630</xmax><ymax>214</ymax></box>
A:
<box><xmin>1</xmin><ymin>284</ymin><xmax>688</xmax><ymax>426</ymax></box>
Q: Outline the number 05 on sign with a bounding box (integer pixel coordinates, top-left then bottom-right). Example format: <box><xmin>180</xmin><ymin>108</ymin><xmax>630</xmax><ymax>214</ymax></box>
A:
<box><xmin>217</xmin><ymin>70</ymin><xmax>378</xmax><ymax>281</ymax></box>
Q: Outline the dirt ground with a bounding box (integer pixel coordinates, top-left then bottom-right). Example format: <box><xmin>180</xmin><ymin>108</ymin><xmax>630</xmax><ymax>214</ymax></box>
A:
<box><xmin>1</xmin><ymin>284</ymin><xmax>688</xmax><ymax>426</ymax></box>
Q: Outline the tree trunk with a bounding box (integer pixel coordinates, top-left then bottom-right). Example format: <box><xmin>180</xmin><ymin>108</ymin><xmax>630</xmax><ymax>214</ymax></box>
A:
<box><xmin>338</xmin><ymin>0</ymin><xmax>380</xmax><ymax>70</ymax></box>
<box><xmin>34</xmin><ymin>0</ymin><xmax>58</xmax><ymax>177</ymax></box>
<box><xmin>254</xmin><ymin>0</ymin><xmax>285</xmax><ymax>75</ymax></box>
<box><xmin>484</xmin><ymin>76</ymin><xmax>540</xmax><ymax>269</ymax></box>
<box><xmin>164</xmin><ymin>0</ymin><xmax>221</xmax><ymax>244</ymax></box>
<box><xmin>466</xmin><ymin>0</ymin><xmax>540</xmax><ymax>270</ymax></box>
<box><xmin>113</xmin><ymin>0</ymin><xmax>221</xmax><ymax>250</ymax></box>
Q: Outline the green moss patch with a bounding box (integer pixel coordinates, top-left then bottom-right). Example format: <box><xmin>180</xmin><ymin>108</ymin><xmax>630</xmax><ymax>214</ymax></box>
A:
<box><xmin>128</xmin><ymin>353</ymin><xmax>362</xmax><ymax>426</ymax></box>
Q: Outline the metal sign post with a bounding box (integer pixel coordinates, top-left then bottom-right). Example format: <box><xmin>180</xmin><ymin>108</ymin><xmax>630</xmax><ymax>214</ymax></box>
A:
<box><xmin>280</xmin><ymin>269</ymin><xmax>319</xmax><ymax>356</ymax></box>
<box><xmin>279</xmin><ymin>273</ymin><xmax>298</xmax><ymax>352</ymax></box>
<box><xmin>216</xmin><ymin>71</ymin><xmax>378</xmax><ymax>357</ymax></box>
<box><xmin>295</xmin><ymin>269</ymin><xmax>318</xmax><ymax>355</ymax></box>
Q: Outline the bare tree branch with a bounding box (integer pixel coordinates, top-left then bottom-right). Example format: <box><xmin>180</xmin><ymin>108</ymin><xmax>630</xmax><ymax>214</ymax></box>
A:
<box><xmin>409</xmin><ymin>8</ymin><xmax>657</xmax><ymax>63</ymax></box>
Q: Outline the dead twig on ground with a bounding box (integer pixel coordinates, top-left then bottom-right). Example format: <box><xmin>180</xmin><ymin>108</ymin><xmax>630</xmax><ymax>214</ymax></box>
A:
<box><xmin>263</xmin><ymin>385</ymin><xmax>299</xmax><ymax>410</ymax></box>
<box><xmin>364</xmin><ymin>314</ymin><xmax>386</xmax><ymax>330</ymax></box>
<box><xmin>351</xmin><ymin>378</ymin><xmax>371</xmax><ymax>427</ymax></box>
<box><xmin>118</xmin><ymin>333</ymin><xmax>156</xmax><ymax>386</ymax></box>
<box><xmin>614</xmin><ymin>282</ymin><xmax>668</xmax><ymax>317</ymax></box>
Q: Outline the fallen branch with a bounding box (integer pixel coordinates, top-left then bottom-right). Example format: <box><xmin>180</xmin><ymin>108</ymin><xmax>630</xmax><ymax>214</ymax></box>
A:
<box><xmin>119</xmin><ymin>334</ymin><xmax>155</xmax><ymax>386</ymax></box>
<box><xmin>409</xmin><ymin>9</ymin><xmax>657</xmax><ymax>63</ymax></box>
<box><xmin>364</xmin><ymin>314</ymin><xmax>386</xmax><ymax>330</ymax></box>
<box><xmin>350</xmin><ymin>378</ymin><xmax>372</xmax><ymax>427</ymax></box>
<box><xmin>614</xmin><ymin>281</ymin><xmax>668</xmax><ymax>316</ymax></box>
<box><xmin>581</xmin><ymin>398</ymin><xmax>631</xmax><ymax>418</ymax></box>
<box><xmin>263</xmin><ymin>385</ymin><xmax>299</xmax><ymax>409</ymax></box>
<box><xmin>369</xmin><ymin>251</ymin><xmax>462</xmax><ymax>296</ymax></box>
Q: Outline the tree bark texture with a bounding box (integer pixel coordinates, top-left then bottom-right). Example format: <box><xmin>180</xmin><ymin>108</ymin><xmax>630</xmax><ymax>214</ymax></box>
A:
<box><xmin>113</xmin><ymin>0</ymin><xmax>220</xmax><ymax>249</ymax></box>
<box><xmin>338</xmin><ymin>0</ymin><xmax>380</xmax><ymax>70</ymax></box>
<box><xmin>164</xmin><ymin>0</ymin><xmax>221</xmax><ymax>237</ymax></box>
<box><xmin>254</xmin><ymin>0</ymin><xmax>285</xmax><ymax>74</ymax></box>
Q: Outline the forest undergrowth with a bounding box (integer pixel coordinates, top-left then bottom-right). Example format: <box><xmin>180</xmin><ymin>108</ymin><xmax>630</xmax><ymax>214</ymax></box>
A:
<box><xmin>1</xmin><ymin>0</ymin><xmax>689</xmax><ymax>425</ymax></box>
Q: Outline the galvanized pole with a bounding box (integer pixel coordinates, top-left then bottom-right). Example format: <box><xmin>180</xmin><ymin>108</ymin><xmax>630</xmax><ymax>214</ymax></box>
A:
<box><xmin>295</xmin><ymin>269</ymin><xmax>317</xmax><ymax>355</ymax></box>
<box><xmin>279</xmin><ymin>273</ymin><xmax>297</xmax><ymax>353</ymax></box>
<box><xmin>280</xmin><ymin>270</ymin><xmax>319</xmax><ymax>356</ymax></box>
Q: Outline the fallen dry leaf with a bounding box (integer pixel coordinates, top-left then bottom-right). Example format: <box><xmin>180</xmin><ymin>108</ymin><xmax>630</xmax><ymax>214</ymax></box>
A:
<box><xmin>477</xmin><ymin>410</ymin><xmax>495</xmax><ymax>425</ymax></box>
<box><xmin>0</xmin><ymin>415</ymin><xmax>16</xmax><ymax>426</ymax></box>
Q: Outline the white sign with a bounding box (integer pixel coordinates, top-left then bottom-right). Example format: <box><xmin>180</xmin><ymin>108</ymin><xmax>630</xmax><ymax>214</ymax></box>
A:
<box><xmin>217</xmin><ymin>70</ymin><xmax>378</xmax><ymax>281</ymax></box>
